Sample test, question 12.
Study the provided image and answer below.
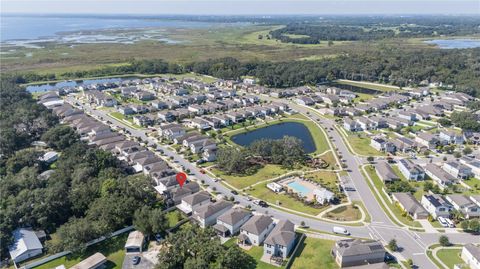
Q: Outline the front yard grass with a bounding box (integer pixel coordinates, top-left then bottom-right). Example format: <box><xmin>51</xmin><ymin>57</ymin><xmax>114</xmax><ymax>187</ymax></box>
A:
<box><xmin>246</xmin><ymin>182</ymin><xmax>325</xmax><ymax>215</ymax></box>
<box><xmin>363</xmin><ymin>165</ymin><xmax>421</xmax><ymax>227</ymax></box>
<box><xmin>212</xmin><ymin>164</ymin><xmax>289</xmax><ymax>189</ymax></box>
<box><xmin>344</xmin><ymin>130</ymin><xmax>386</xmax><ymax>156</ymax></box>
<box><xmin>317</xmin><ymin>151</ymin><xmax>338</xmax><ymax>169</ymax></box>
<box><xmin>436</xmin><ymin>248</ymin><xmax>463</xmax><ymax>269</ymax></box>
<box><xmin>33</xmin><ymin>234</ymin><xmax>127</xmax><ymax>269</ymax></box>
<box><xmin>109</xmin><ymin>112</ymin><xmax>142</xmax><ymax>129</ymax></box>
<box><xmin>325</xmin><ymin>205</ymin><xmax>362</xmax><ymax>222</ymax></box>
<box><xmin>290</xmin><ymin>238</ymin><xmax>338</xmax><ymax>269</ymax></box>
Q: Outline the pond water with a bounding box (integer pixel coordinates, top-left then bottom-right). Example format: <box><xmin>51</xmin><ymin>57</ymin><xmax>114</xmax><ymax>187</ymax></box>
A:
<box><xmin>329</xmin><ymin>82</ymin><xmax>382</xmax><ymax>95</ymax></box>
<box><xmin>26</xmin><ymin>77</ymin><xmax>127</xmax><ymax>93</ymax></box>
<box><xmin>424</xmin><ymin>39</ymin><xmax>480</xmax><ymax>49</ymax></box>
<box><xmin>230</xmin><ymin>122</ymin><xmax>316</xmax><ymax>153</ymax></box>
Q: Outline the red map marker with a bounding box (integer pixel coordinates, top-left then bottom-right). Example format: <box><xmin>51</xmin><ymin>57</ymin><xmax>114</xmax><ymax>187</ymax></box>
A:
<box><xmin>176</xmin><ymin>172</ymin><xmax>187</xmax><ymax>188</ymax></box>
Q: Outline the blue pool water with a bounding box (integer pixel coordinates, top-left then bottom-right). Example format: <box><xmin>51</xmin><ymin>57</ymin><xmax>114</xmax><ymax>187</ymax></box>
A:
<box><xmin>287</xmin><ymin>181</ymin><xmax>311</xmax><ymax>197</ymax></box>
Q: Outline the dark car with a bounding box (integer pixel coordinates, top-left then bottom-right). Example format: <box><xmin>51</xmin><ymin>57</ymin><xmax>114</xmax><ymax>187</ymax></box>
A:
<box><xmin>231</xmin><ymin>190</ymin><xmax>238</xmax><ymax>195</ymax></box>
<box><xmin>258</xmin><ymin>200</ymin><xmax>268</xmax><ymax>207</ymax></box>
<box><xmin>132</xmin><ymin>256</ymin><xmax>141</xmax><ymax>265</ymax></box>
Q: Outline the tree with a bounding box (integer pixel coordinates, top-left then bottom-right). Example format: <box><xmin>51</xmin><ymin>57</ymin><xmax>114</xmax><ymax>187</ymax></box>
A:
<box><xmin>439</xmin><ymin>235</ymin><xmax>450</xmax><ymax>246</ymax></box>
<box><xmin>388</xmin><ymin>239</ymin><xmax>398</xmax><ymax>251</ymax></box>
<box><xmin>41</xmin><ymin>125</ymin><xmax>79</xmax><ymax>150</ymax></box>
<box><xmin>367</xmin><ymin>156</ymin><xmax>374</xmax><ymax>163</ymax></box>
<box><xmin>218</xmin><ymin>246</ymin><xmax>256</xmax><ymax>269</ymax></box>
<box><xmin>406</xmin><ymin>259</ymin><xmax>414</xmax><ymax>269</ymax></box>
<box><xmin>133</xmin><ymin>206</ymin><xmax>167</xmax><ymax>238</ymax></box>
<box><xmin>463</xmin><ymin>147</ymin><xmax>473</xmax><ymax>155</ymax></box>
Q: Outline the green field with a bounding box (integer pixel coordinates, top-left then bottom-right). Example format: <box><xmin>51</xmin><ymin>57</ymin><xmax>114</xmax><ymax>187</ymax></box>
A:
<box><xmin>290</xmin><ymin>238</ymin><xmax>339</xmax><ymax>269</ymax></box>
<box><xmin>325</xmin><ymin>205</ymin><xmax>362</xmax><ymax>222</ymax></box>
<box><xmin>108</xmin><ymin>112</ymin><xmax>142</xmax><ymax>129</ymax></box>
<box><xmin>33</xmin><ymin>234</ymin><xmax>127</xmax><ymax>269</ymax></box>
<box><xmin>435</xmin><ymin>248</ymin><xmax>463</xmax><ymax>269</ymax></box>
<box><xmin>213</xmin><ymin>164</ymin><xmax>289</xmax><ymax>189</ymax></box>
<box><xmin>304</xmin><ymin>171</ymin><xmax>339</xmax><ymax>191</ymax></box>
<box><xmin>343</xmin><ymin>130</ymin><xmax>386</xmax><ymax>156</ymax></box>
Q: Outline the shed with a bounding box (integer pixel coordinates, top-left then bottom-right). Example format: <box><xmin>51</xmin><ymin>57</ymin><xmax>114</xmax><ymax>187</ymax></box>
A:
<box><xmin>71</xmin><ymin>252</ymin><xmax>107</xmax><ymax>269</ymax></box>
<box><xmin>125</xmin><ymin>231</ymin><xmax>145</xmax><ymax>253</ymax></box>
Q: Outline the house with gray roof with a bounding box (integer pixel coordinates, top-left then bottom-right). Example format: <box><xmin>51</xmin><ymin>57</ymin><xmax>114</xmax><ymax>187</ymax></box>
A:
<box><xmin>239</xmin><ymin>215</ymin><xmax>275</xmax><ymax>246</ymax></box>
<box><xmin>9</xmin><ymin>228</ymin><xmax>43</xmax><ymax>263</ymax></box>
<box><xmin>374</xmin><ymin>162</ymin><xmax>400</xmax><ymax>183</ymax></box>
<box><xmin>214</xmin><ymin>208</ymin><xmax>252</xmax><ymax>237</ymax></box>
<box><xmin>332</xmin><ymin>239</ymin><xmax>386</xmax><ymax>268</ymax></box>
<box><xmin>263</xmin><ymin>220</ymin><xmax>296</xmax><ymax>259</ymax></box>
<box><xmin>446</xmin><ymin>194</ymin><xmax>480</xmax><ymax>219</ymax></box>
<box><xmin>425</xmin><ymin>163</ymin><xmax>457</xmax><ymax>190</ymax></box>
<box><xmin>461</xmin><ymin>244</ymin><xmax>480</xmax><ymax>269</ymax></box>
<box><xmin>442</xmin><ymin>161</ymin><xmax>472</xmax><ymax>179</ymax></box>
<box><xmin>177</xmin><ymin>191</ymin><xmax>211</xmax><ymax>214</ymax></box>
<box><xmin>392</xmin><ymin>192</ymin><xmax>429</xmax><ymax>219</ymax></box>
<box><xmin>398</xmin><ymin>159</ymin><xmax>425</xmax><ymax>181</ymax></box>
<box><xmin>192</xmin><ymin>200</ymin><xmax>233</xmax><ymax>228</ymax></box>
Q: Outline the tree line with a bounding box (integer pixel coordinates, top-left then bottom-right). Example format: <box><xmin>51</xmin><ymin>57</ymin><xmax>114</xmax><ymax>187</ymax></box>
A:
<box><xmin>7</xmin><ymin>46</ymin><xmax>479</xmax><ymax>97</ymax></box>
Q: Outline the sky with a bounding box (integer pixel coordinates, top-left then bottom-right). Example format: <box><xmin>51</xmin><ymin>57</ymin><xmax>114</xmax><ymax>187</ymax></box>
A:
<box><xmin>2</xmin><ymin>0</ymin><xmax>480</xmax><ymax>15</ymax></box>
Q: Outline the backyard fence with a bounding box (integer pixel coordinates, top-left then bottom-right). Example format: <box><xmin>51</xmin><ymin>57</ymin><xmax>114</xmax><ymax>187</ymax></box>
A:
<box><xmin>285</xmin><ymin>233</ymin><xmax>306</xmax><ymax>269</ymax></box>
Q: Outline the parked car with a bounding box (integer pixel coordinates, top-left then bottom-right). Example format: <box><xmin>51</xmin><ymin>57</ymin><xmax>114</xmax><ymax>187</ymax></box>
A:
<box><xmin>437</xmin><ymin>217</ymin><xmax>449</xmax><ymax>228</ymax></box>
<box><xmin>332</xmin><ymin>226</ymin><xmax>350</xmax><ymax>235</ymax></box>
<box><xmin>258</xmin><ymin>200</ymin><xmax>268</xmax><ymax>207</ymax></box>
<box><xmin>231</xmin><ymin>190</ymin><xmax>238</xmax><ymax>195</ymax></box>
<box><xmin>132</xmin><ymin>256</ymin><xmax>141</xmax><ymax>265</ymax></box>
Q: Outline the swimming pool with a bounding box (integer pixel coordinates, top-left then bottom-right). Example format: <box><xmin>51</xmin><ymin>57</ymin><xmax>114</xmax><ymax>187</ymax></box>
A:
<box><xmin>287</xmin><ymin>181</ymin><xmax>312</xmax><ymax>197</ymax></box>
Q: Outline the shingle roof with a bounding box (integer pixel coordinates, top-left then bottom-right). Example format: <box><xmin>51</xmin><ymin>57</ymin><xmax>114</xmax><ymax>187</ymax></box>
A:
<box><xmin>241</xmin><ymin>215</ymin><xmax>273</xmax><ymax>235</ymax></box>
<box><xmin>217</xmin><ymin>208</ymin><xmax>252</xmax><ymax>226</ymax></box>
<box><xmin>193</xmin><ymin>200</ymin><xmax>233</xmax><ymax>219</ymax></box>
<box><xmin>182</xmin><ymin>191</ymin><xmax>211</xmax><ymax>205</ymax></box>
<box><xmin>264</xmin><ymin>220</ymin><xmax>296</xmax><ymax>246</ymax></box>
<box><xmin>335</xmin><ymin>239</ymin><xmax>385</xmax><ymax>257</ymax></box>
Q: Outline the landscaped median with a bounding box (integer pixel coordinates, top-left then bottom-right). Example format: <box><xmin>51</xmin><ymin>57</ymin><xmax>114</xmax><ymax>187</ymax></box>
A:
<box><xmin>335</xmin><ymin>126</ymin><xmax>386</xmax><ymax>157</ymax></box>
<box><xmin>426</xmin><ymin>244</ymin><xmax>463</xmax><ymax>269</ymax></box>
<box><xmin>108</xmin><ymin>111</ymin><xmax>142</xmax><ymax>130</ymax></box>
<box><xmin>361</xmin><ymin>164</ymin><xmax>423</xmax><ymax>229</ymax></box>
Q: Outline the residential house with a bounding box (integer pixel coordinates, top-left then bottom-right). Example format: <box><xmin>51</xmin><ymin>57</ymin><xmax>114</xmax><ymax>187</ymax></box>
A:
<box><xmin>177</xmin><ymin>191</ymin><xmax>211</xmax><ymax>214</ymax></box>
<box><xmin>439</xmin><ymin>130</ymin><xmax>464</xmax><ymax>145</ymax></box>
<box><xmin>343</xmin><ymin>118</ymin><xmax>361</xmax><ymax>132</ymax></box>
<box><xmin>332</xmin><ymin>239</ymin><xmax>386</xmax><ymax>268</ymax></box>
<box><xmin>425</xmin><ymin>163</ymin><xmax>457</xmax><ymax>189</ymax></box>
<box><xmin>461</xmin><ymin>244</ymin><xmax>480</xmax><ymax>269</ymax></box>
<box><xmin>392</xmin><ymin>192</ymin><xmax>429</xmax><ymax>219</ymax></box>
<box><xmin>133</xmin><ymin>90</ymin><xmax>155</xmax><ymax>101</ymax></box>
<box><xmin>374</xmin><ymin>162</ymin><xmax>400</xmax><ymax>183</ymax></box>
<box><xmin>192</xmin><ymin>200</ymin><xmax>234</xmax><ymax>228</ymax></box>
<box><xmin>470</xmin><ymin>195</ymin><xmax>480</xmax><ymax>207</ymax></box>
<box><xmin>295</xmin><ymin>96</ymin><xmax>315</xmax><ymax>106</ymax></box>
<box><xmin>415</xmin><ymin>132</ymin><xmax>440</xmax><ymax>149</ymax></box>
<box><xmin>460</xmin><ymin>157</ymin><xmax>480</xmax><ymax>178</ymax></box>
<box><xmin>421</xmin><ymin>194</ymin><xmax>453</xmax><ymax>219</ymax></box>
<box><xmin>214</xmin><ymin>208</ymin><xmax>252</xmax><ymax>237</ymax></box>
<box><xmin>124</xmin><ymin>231</ymin><xmax>145</xmax><ymax>253</ymax></box>
<box><xmin>168</xmin><ymin>182</ymin><xmax>200</xmax><ymax>206</ymax></box>
<box><xmin>443</xmin><ymin>161</ymin><xmax>472</xmax><ymax>179</ymax></box>
<box><xmin>8</xmin><ymin>229</ymin><xmax>43</xmax><ymax>263</ymax></box>
<box><xmin>446</xmin><ymin>194</ymin><xmax>480</xmax><ymax>219</ymax></box>
<box><xmin>202</xmin><ymin>148</ymin><xmax>217</xmax><ymax>162</ymax></box>
<box><xmin>370</xmin><ymin>137</ymin><xmax>396</xmax><ymax>153</ymax></box>
<box><xmin>188</xmin><ymin>118</ymin><xmax>211</xmax><ymax>130</ymax></box>
<box><xmin>263</xmin><ymin>220</ymin><xmax>296</xmax><ymax>259</ymax></box>
<box><xmin>239</xmin><ymin>215</ymin><xmax>275</xmax><ymax>246</ymax></box>
<box><xmin>357</xmin><ymin>117</ymin><xmax>374</xmax><ymax>130</ymax></box>
<box><xmin>398</xmin><ymin>159</ymin><xmax>425</xmax><ymax>181</ymax></box>
<box><xmin>398</xmin><ymin>111</ymin><xmax>417</xmax><ymax>122</ymax></box>
<box><xmin>118</xmin><ymin>106</ymin><xmax>134</xmax><ymax>115</ymax></box>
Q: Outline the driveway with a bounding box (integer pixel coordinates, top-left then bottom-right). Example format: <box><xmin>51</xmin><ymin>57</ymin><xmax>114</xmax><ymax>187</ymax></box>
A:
<box><xmin>122</xmin><ymin>253</ymin><xmax>154</xmax><ymax>269</ymax></box>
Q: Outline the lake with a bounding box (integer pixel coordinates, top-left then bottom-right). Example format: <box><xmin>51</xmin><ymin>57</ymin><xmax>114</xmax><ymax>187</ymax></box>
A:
<box><xmin>424</xmin><ymin>39</ymin><xmax>480</xmax><ymax>49</ymax></box>
<box><xmin>26</xmin><ymin>77</ymin><xmax>127</xmax><ymax>93</ymax></box>
<box><xmin>231</xmin><ymin>122</ymin><xmax>316</xmax><ymax>153</ymax></box>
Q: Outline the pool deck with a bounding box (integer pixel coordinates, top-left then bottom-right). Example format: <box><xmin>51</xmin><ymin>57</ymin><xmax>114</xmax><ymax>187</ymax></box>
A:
<box><xmin>280</xmin><ymin>177</ymin><xmax>321</xmax><ymax>202</ymax></box>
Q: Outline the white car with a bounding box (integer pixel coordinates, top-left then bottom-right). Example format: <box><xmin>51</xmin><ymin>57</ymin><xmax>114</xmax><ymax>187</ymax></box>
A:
<box><xmin>437</xmin><ymin>217</ymin><xmax>449</xmax><ymax>228</ymax></box>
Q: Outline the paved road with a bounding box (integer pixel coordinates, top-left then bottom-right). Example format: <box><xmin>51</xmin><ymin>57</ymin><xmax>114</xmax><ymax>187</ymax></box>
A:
<box><xmin>69</xmin><ymin>96</ymin><xmax>480</xmax><ymax>269</ymax></box>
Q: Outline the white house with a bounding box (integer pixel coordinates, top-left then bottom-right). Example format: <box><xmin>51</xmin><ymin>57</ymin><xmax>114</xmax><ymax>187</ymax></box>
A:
<box><xmin>39</xmin><ymin>151</ymin><xmax>59</xmax><ymax>164</ymax></box>
<box><xmin>9</xmin><ymin>228</ymin><xmax>43</xmax><ymax>263</ymax></box>
<box><xmin>461</xmin><ymin>244</ymin><xmax>480</xmax><ymax>269</ymax></box>
<box><xmin>313</xmin><ymin>188</ymin><xmax>335</xmax><ymax>205</ymax></box>
<box><xmin>177</xmin><ymin>191</ymin><xmax>211</xmax><ymax>214</ymax></box>
<box><xmin>192</xmin><ymin>200</ymin><xmax>233</xmax><ymax>228</ymax></box>
<box><xmin>214</xmin><ymin>208</ymin><xmax>252</xmax><ymax>237</ymax></box>
<box><xmin>446</xmin><ymin>194</ymin><xmax>480</xmax><ymax>219</ymax></box>
<box><xmin>263</xmin><ymin>220</ymin><xmax>296</xmax><ymax>259</ymax></box>
<box><xmin>420</xmin><ymin>194</ymin><xmax>453</xmax><ymax>219</ymax></box>
<box><xmin>425</xmin><ymin>163</ymin><xmax>456</xmax><ymax>190</ymax></box>
<box><xmin>398</xmin><ymin>159</ymin><xmax>425</xmax><ymax>181</ymax></box>
<box><xmin>239</xmin><ymin>215</ymin><xmax>275</xmax><ymax>246</ymax></box>
<box><xmin>443</xmin><ymin>161</ymin><xmax>472</xmax><ymax>179</ymax></box>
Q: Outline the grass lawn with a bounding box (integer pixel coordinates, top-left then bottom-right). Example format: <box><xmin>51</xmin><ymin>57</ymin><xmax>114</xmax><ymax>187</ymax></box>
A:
<box><xmin>246</xmin><ymin>182</ymin><xmax>325</xmax><ymax>215</ymax></box>
<box><xmin>336</xmin><ymin>79</ymin><xmax>400</xmax><ymax>92</ymax></box>
<box><xmin>290</xmin><ymin>238</ymin><xmax>338</xmax><ymax>269</ymax></box>
<box><xmin>166</xmin><ymin>210</ymin><xmax>184</xmax><ymax>228</ymax></box>
<box><xmin>317</xmin><ymin>151</ymin><xmax>338</xmax><ymax>169</ymax></box>
<box><xmin>33</xmin><ymin>234</ymin><xmax>127</xmax><ymax>269</ymax></box>
<box><xmin>109</xmin><ymin>112</ymin><xmax>142</xmax><ymax>129</ymax></box>
<box><xmin>245</xmin><ymin>246</ymin><xmax>282</xmax><ymax>269</ymax></box>
<box><xmin>304</xmin><ymin>171</ymin><xmax>339</xmax><ymax>191</ymax></box>
<box><xmin>436</xmin><ymin>248</ymin><xmax>463</xmax><ymax>269</ymax></box>
<box><xmin>212</xmin><ymin>164</ymin><xmax>289</xmax><ymax>189</ymax></box>
<box><xmin>390</xmin><ymin>165</ymin><xmax>428</xmax><ymax>200</ymax></box>
<box><xmin>462</xmin><ymin>178</ymin><xmax>480</xmax><ymax>194</ymax></box>
<box><xmin>325</xmin><ymin>205</ymin><xmax>362</xmax><ymax>222</ymax></box>
<box><xmin>344</xmin><ymin>130</ymin><xmax>386</xmax><ymax>156</ymax></box>
<box><xmin>364</xmin><ymin>165</ymin><xmax>421</xmax><ymax>227</ymax></box>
